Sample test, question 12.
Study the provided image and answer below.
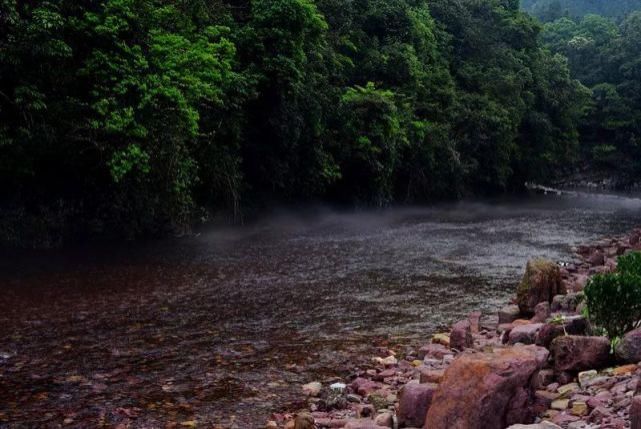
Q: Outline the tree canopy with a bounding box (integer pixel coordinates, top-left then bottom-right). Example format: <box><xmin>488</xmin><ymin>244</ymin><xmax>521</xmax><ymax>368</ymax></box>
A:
<box><xmin>0</xmin><ymin>0</ymin><xmax>594</xmax><ymax>245</ymax></box>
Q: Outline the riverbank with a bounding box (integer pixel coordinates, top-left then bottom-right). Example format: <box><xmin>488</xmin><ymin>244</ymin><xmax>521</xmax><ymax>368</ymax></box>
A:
<box><xmin>274</xmin><ymin>228</ymin><xmax>641</xmax><ymax>429</ymax></box>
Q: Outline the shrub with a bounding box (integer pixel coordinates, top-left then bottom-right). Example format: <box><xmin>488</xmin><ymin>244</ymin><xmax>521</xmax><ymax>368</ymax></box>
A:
<box><xmin>584</xmin><ymin>252</ymin><xmax>641</xmax><ymax>338</ymax></box>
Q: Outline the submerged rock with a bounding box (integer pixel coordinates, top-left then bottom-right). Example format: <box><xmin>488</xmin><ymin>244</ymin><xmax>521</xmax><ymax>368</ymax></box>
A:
<box><xmin>517</xmin><ymin>259</ymin><xmax>563</xmax><ymax>316</ymax></box>
<box><xmin>424</xmin><ymin>345</ymin><xmax>549</xmax><ymax>429</ymax></box>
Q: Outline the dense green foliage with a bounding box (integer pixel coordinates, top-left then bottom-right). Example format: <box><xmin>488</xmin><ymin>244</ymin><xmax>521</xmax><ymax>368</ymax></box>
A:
<box><xmin>522</xmin><ymin>0</ymin><xmax>641</xmax><ymax>22</ymax></box>
<box><xmin>541</xmin><ymin>12</ymin><xmax>641</xmax><ymax>179</ymax></box>
<box><xmin>585</xmin><ymin>252</ymin><xmax>641</xmax><ymax>338</ymax></box>
<box><xmin>0</xmin><ymin>0</ymin><xmax>589</xmax><ymax>244</ymax></box>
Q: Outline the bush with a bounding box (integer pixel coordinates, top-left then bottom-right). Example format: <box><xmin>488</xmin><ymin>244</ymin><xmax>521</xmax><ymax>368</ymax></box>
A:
<box><xmin>584</xmin><ymin>252</ymin><xmax>641</xmax><ymax>338</ymax></box>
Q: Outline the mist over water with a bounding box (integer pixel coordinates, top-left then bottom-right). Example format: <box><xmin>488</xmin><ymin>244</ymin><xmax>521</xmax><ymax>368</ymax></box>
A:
<box><xmin>1</xmin><ymin>192</ymin><xmax>641</xmax><ymax>427</ymax></box>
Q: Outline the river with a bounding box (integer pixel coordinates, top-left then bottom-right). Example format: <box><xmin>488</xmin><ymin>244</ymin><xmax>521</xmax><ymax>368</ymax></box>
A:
<box><xmin>1</xmin><ymin>193</ymin><xmax>640</xmax><ymax>428</ymax></box>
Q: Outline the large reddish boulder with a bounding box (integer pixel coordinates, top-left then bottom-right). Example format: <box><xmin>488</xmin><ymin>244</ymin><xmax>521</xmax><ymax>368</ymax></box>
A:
<box><xmin>550</xmin><ymin>336</ymin><xmax>611</xmax><ymax>372</ymax></box>
<box><xmin>516</xmin><ymin>259</ymin><xmax>564</xmax><ymax>315</ymax></box>
<box><xmin>397</xmin><ymin>382</ymin><xmax>438</xmax><ymax>427</ymax></box>
<box><xmin>424</xmin><ymin>345</ymin><xmax>549</xmax><ymax>429</ymax></box>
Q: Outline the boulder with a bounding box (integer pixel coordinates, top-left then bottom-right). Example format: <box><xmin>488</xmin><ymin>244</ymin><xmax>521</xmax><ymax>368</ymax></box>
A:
<box><xmin>535</xmin><ymin>316</ymin><xmax>587</xmax><ymax>348</ymax></box>
<box><xmin>509</xmin><ymin>323</ymin><xmax>544</xmax><ymax>345</ymax></box>
<box><xmin>397</xmin><ymin>381</ymin><xmax>437</xmax><ymax>427</ymax></box>
<box><xmin>550</xmin><ymin>336</ymin><xmax>611</xmax><ymax>372</ymax></box>
<box><xmin>615</xmin><ymin>328</ymin><xmax>641</xmax><ymax>364</ymax></box>
<box><xmin>424</xmin><ymin>345</ymin><xmax>549</xmax><ymax>429</ymax></box>
<box><xmin>516</xmin><ymin>259</ymin><xmax>563</xmax><ymax>315</ymax></box>
<box><xmin>499</xmin><ymin>305</ymin><xmax>521</xmax><ymax>324</ymax></box>
<box><xmin>550</xmin><ymin>292</ymin><xmax>584</xmax><ymax>312</ymax></box>
<box><xmin>450</xmin><ymin>319</ymin><xmax>473</xmax><ymax>351</ymax></box>
<box><xmin>531</xmin><ymin>302</ymin><xmax>550</xmax><ymax>323</ymax></box>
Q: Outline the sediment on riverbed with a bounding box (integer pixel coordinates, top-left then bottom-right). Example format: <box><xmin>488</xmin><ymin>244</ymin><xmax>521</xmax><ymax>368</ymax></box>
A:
<box><xmin>272</xmin><ymin>228</ymin><xmax>641</xmax><ymax>429</ymax></box>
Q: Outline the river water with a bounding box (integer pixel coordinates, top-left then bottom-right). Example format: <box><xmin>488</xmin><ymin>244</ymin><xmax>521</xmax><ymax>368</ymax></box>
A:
<box><xmin>1</xmin><ymin>193</ymin><xmax>641</xmax><ymax>428</ymax></box>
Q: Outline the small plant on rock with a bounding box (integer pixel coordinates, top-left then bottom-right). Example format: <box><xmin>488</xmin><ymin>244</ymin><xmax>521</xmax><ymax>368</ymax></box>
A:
<box><xmin>584</xmin><ymin>252</ymin><xmax>641</xmax><ymax>338</ymax></box>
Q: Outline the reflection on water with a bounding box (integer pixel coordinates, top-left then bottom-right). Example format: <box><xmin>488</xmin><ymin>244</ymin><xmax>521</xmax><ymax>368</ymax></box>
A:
<box><xmin>1</xmin><ymin>193</ymin><xmax>640</xmax><ymax>427</ymax></box>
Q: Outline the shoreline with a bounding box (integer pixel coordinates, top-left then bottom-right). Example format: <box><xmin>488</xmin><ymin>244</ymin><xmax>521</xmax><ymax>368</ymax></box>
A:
<box><xmin>272</xmin><ymin>228</ymin><xmax>641</xmax><ymax>429</ymax></box>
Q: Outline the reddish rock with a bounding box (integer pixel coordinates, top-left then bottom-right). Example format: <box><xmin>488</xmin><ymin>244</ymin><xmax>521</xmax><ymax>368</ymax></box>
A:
<box><xmin>550</xmin><ymin>336</ymin><xmax>611</xmax><ymax>372</ymax></box>
<box><xmin>343</xmin><ymin>420</ymin><xmax>388</xmax><ymax>429</ymax></box>
<box><xmin>587</xmin><ymin>250</ymin><xmax>605</xmax><ymax>265</ymax></box>
<box><xmin>535</xmin><ymin>316</ymin><xmax>587</xmax><ymax>348</ymax></box>
<box><xmin>398</xmin><ymin>382</ymin><xmax>437</xmax><ymax>428</ymax></box>
<box><xmin>531</xmin><ymin>302</ymin><xmax>550</xmax><ymax>323</ymax></box>
<box><xmin>509</xmin><ymin>323</ymin><xmax>544</xmax><ymax>345</ymax></box>
<box><xmin>373</xmin><ymin>368</ymin><xmax>396</xmax><ymax>381</ymax></box>
<box><xmin>469</xmin><ymin>311</ymin><xmax>481</xmax><ymax>334</ymax></box>
<box><xmin>550</xmin><ymin>412</ymin><xmax>580</xmax><ymax>426</ymax></box>
<box><xmin>293</xmin><ymin>413</ymin><xmax>315</xmax><ymax>429</ymax></box>
<box><xmin>424</xmin><ymin>345</ymin><xmax>549</xmax><ymax>429</ymax></box>
<box><xmin>632</xmin><ymin>395</ymin><xmax>641</xmax><ymax>429</ymax></box>
<box><xmin>350</xmin><ymin>378</ymin><xmax>381</xmax><ymax>396</ymax></box>
<box><xmin>532</xmin><ymin>369</ymin><xmax>555</xmax><ymax>389</ymax></box>
<box><xmin>418</xmin><ymin>343</ymin><xmax>450</xmax><ymax>360</ymax></box>
<box><xmin>450</xmin><ymin>319</ymin><xmax>473</xmax><ymax>351</ymax></box>
<box><xmin>588</xmin><ymin>406</ymin><xmax>612</xmax><ymax>424</ymax></box>
<box><xmin>418</xmin><ymin>368</ymin><xmax>444</xmax><ymax>384</ymax></box>
<box><xmin>615</xmin><ymin>328</ymin><xmax>641</xmax><ymax>364</ymax></box>
<box><xmin>516</xmin><ymin>259</ymin><xmax>563</xmax><ymax>315</ymax></box>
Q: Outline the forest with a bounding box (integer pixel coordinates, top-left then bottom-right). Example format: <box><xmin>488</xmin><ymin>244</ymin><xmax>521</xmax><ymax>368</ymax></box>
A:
<box><xmin>0</xmin><ymin>0</ymin><xmax>640</xmax><ymax>246</ymax></box>
<box><xmin>522</xmin><ymin>0</ymin><xmax>641</xmax><ymax>21</ymax></box>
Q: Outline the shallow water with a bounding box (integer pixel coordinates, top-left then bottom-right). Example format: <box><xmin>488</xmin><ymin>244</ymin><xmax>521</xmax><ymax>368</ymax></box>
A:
<box><xmin>1</xmin><ymin>193</ymin><xmax>640</xmax><ymax>428</ymax></box>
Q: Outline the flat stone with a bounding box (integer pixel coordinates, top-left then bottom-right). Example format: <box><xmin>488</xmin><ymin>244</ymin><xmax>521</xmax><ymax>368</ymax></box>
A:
<box><xmin>570</xmin><ymin>401</ymin><xmax>588</xmax><ymax>416</ymax></box>
<box><xmin>432</xmin><ymin>333</ymin><xmax>450</xmax><ymax>347</ymax></box>
<box><xmin>506</xmin><ymin>423</ymin><xmax>562</xmax><ymax>429</ymax></box>
<box><xmin>302</xmin><ymin>381</ymin><xmax>322</xmax><ymax>397</ymax></box>
<box><xmin>612</xmin><ymin>364</ymin><xmax>637</xmax><ymax>376</ymax></box>
<box><xmin>551</xmin><ymin>399</ymin><xmax>569</xmax><ymax>410</ymax></box>
<box><xmin>557</xmin><ymin>383</ymin><xmax>579</xmax><ymax>397</ymax></box>
<box><xmin>577</xmin><ymin>370</ymin><xmax>597</xmax><ymax>388</ymax></box>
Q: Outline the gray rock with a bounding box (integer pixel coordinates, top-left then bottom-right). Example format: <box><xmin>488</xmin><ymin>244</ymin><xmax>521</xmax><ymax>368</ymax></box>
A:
<box><xmin>499</xmin><ymin>304</ymin><xmax>521</xmax><ymax>324</ymax></box>
<box><xmin>615</xmin><ymin>328</ymin><xmax>641</xmax><ymax>364</ymax></box>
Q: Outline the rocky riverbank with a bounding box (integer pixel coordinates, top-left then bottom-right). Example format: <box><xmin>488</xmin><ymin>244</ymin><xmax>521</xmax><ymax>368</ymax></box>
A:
<box><xmin>269</xmin><ymin>228</ymin><xmax>641</xmax><ymax>429</ymax></box>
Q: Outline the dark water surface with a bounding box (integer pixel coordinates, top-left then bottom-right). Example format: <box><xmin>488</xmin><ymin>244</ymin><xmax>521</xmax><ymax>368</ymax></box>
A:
<box><xmin>1</xmin><ymin>194</ymin><xmax>641</xmax><ymax>428</ymax></box>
